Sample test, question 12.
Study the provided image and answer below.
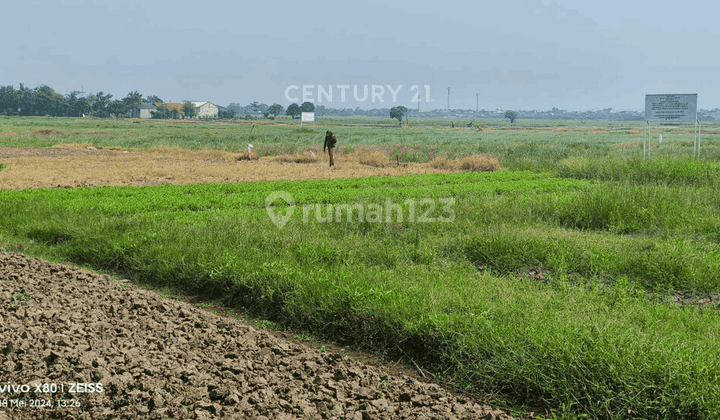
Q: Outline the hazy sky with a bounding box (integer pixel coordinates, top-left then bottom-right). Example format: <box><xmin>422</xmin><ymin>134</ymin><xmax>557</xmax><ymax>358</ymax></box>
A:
<box><xmin>4</xmin><ymin>0</ymin><xmax>719</xmax><ymax>111</ymax></box>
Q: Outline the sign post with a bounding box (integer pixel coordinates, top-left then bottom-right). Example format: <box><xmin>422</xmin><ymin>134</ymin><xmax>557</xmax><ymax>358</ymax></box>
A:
<box><xmin>301</xmin><ymin>112</ymin><xmax>315</xmax><ymax>128</ymax></box>
<box><xmin>644</xmin><ymin>94</ymin><xmax>699</xmax><ymax>158</ymax></box>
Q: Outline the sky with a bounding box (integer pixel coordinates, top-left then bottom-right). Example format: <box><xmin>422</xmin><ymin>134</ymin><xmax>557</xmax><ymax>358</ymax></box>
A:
<box><xmin>3</xmin><ymin>0</ymin><xmax>719</xmax><ymax>112</ymax></box>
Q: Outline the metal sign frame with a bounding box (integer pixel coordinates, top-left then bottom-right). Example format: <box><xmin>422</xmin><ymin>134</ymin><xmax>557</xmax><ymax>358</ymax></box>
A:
<box><xmin>643</xmin><ymin>120</ymin><xmax>701</xmax><ymax>159</ymax></box>
<box><xmin>643</xmin><ymin>94</ymin><xmax>701</xmax><ymax>159</ymax></box>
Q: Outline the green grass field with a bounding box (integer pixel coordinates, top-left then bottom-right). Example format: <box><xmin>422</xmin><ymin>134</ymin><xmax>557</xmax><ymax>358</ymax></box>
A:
<box><xmin>2</xmin><ymin>116</ymin><xmax>720</xmax><ymax>419</ymax></box>
<box><xmin>3</xmin><ymin>115</ymin><xmax>718</xmax><ymax>169</ymax></box>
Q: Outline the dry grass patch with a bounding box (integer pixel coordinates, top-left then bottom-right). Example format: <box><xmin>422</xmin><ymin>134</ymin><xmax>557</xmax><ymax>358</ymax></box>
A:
<box><xmin>427</xmin><ymin>157</ymin><xmax>454</xmax><ymax>170</ymax></box>
<box><xmin>0</xmin><ymin>144</ymin><xmax>503</xmax><ymax>189</ymax></box>
<box><xmin>270</xmin><ymin>151</ymin><xmax>317</xmax><ymax>164</ymax></box>
<box><xmin>429</xmin><ymin>154</ymin><xmax>502</xmax><ymax>172</ymax></box>
<box><xmin>235</xmin><ymin>151</ymin><xmax>260</xmax><ymax>161</ymax></box>
<box><xmin>1</xmin><ymin>131</ymin><xmax>18</xmax><ymax>137</ymax></box>
<box><xmin>353</xmin><ymin>148</ymin><xmax>390</xmax><ymax>167</ymax></box>
<box><xmin>457</xmin><ymin>154</ymin><xmax>502</xmax><ymax>171</ymax></box>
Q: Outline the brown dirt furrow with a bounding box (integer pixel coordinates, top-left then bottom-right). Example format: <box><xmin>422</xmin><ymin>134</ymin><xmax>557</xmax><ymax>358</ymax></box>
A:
<box><xmin>0</xmin><ymin>251</ymin><xmax>513</xmax><ymax>419</ymax></box>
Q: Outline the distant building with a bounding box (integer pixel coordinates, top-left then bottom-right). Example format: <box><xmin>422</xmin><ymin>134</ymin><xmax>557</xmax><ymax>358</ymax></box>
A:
<box><xmin>139</xmin><ymin>104</ymin><xmax>156</xmax><ymax>118</ymax></box>
<box><xmin>132</xmin><ymin>101</ymin><xmax>218</xmax><ymax>119</ymax></box>
<box><xmin>191</xmin><ymin>101</ymin><xmax>219</xmax><ymax>118</ymax></box>
<box><xmin>128</xmin><ymin>103</ymin><xmax>157</xmax><ymax>118</ymax></box>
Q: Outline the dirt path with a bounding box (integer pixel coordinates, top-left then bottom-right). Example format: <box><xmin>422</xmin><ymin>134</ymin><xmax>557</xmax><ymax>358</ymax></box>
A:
<box><xmin>0</xmin><ymin>144</ymin><xmax>471</xmax><ymax>190</ymax></box>
<box><xmin>0</xmin><ymin>251</ymin><xmax>513</xmax><ymax>419</ymax></box>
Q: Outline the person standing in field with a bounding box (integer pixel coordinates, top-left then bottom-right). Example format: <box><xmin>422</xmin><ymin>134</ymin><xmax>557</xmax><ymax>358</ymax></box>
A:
<box><xmin>324</xmin><ymin>130</ymin><xmax>337</xmax><ymax>167</ymax></box>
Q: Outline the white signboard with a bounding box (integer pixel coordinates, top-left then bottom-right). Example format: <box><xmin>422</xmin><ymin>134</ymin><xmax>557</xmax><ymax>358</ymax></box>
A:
<box><xmin>645</xmin><ymin>94</ymin><xmax>697</xmax><ymax>122</ymax></box>
<box><xmin>301</xmin><ymin>112</ymin><xmax>315</xmax><ymax>122</ymax></box>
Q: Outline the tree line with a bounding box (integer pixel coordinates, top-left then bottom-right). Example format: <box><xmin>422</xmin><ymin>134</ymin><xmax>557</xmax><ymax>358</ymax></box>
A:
<box><xmin>9</xmin><ymin>82</ymin><xmax>665</xmax><ymax>122</ymax></box>
<box><xmin>0</xmin><ymin>83</ymin><xmax>320</xmax><ymax>120</ymax></box>
<box><xmin>228</xmin><ymin>101</ymin><xmax>315</xmax><ymax>119</ymax></box>
<box><xmin>0</xmin><ymin>84</ymin><xmax>165</xmax><ymax>118</ymax></box>
<box><xmin>0</xmin><ymin>83</ymin><xmax>414</xmax><ymax>123</ymax></box>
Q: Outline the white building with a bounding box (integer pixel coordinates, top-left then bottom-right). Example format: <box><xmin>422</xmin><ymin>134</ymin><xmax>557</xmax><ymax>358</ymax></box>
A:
<box><xmin>191</xmin><ymin>101</ymin><xmax>219</xmax><ymax>119</ymax></box>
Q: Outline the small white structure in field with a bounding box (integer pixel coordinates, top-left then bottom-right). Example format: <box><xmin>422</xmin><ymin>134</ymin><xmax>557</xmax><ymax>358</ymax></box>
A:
<box><xmin>248</xmin><ymin>143</ymin><xmax>254</xmax><ymax>157</ymax></box>
<box><xmin>659</xmin><ymin>134</ymin><xmax>663</xmax><ymax>144</ymax></box>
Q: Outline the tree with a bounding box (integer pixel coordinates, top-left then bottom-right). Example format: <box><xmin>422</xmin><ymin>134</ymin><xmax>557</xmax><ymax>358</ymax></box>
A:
<box><xmin>33</xmin><ymin>85</ymin><xmax>65</xmax><ymax>116</ymax></box>
<box><xmin>267</xmin><ymin>104</ymin><xmax>284</xmax><ymax>118</ymax></box>
<box><xmin>256</xmin><ymin>103</ymin><xmax>270</xmax><ymax>118</ymax></box>
<box><xmin>145</xmin><ymin>95</ymin><xmax>163</xmax><ymax>105</ymax></box>
<box><xmin>17</xmin><ymin>83</ymin><xmax>33</xmax><ymax>116</ymax></box>
<box><xmin>107</xmin><ymin>100</ymin><xmax>127</xmax><ymax>118</ymax></box>
<box><xmin>88</xmin><ymin>91</ymin><xmax>113</xmax><ymax>117</ymax></box>
<box><xmin>250</xmin><ymin>101</ymin><xmax>261</xmax><ymax>114</ymax></box>
<box><xmin>151</xmin><ymin>103</ymin><xmax>171</xmax><ymax>119</ymax></box>
<box><xmin>182</xmin><ymin>102</ymin><xmax>198</xmax><ymax>119</ymax></box>
<box><xmin>218</xmin><ymin>107</ymin><xmax>236</xmax><ymax>119</ymax></box>
<box><xmin>389</xmin><ymin>106</ymin><xmax>408</xmax><ymax>125</ymax></box>
<box><xmin>286</xmin><ymin>103</ymin><xmax>301</xmax><ymax>119</ymax></box>
<box><xmin>300</xmin><ymin>102</ymin><xmax>315</xmax><ymax>113</ymax></box>
<box><xmin>226</xmin><ymin>103</ymin><xmax>242</xmax><ymax>116</ymax></box>
<box><xmin>504</xmin><ymin>110</ymin><xmax>517</xmax><ymax>124</ymax></box>
<box><xmin>122</xmin><ymin>91</ymin><xmax>143</xmax><ymax>116</ymax></box>
<box><xmin>64</xmin><ymin>91</ymin><xmax>91</xmax><ymax>117</ymax></box>
<box><xmin>0</xmin><ymin>85</ymin><xmax>18</xmax><ymax>115</ymax></box>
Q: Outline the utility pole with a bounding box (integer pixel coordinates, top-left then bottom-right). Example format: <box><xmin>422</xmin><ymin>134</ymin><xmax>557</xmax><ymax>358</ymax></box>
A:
<box><xmin>476</xmin><ymin>93</ymin><xmax>479</xmax><ymax>114</ymax></box>
<box><xmin>447</xmin><ymin>87</ymin><xmax>450</xmax><ymax>110</ymax></box>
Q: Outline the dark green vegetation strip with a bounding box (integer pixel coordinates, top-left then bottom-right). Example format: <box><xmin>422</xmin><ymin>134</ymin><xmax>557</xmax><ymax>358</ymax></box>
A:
<box><xmin>2</xmin><ymin>168</ymin><xmax>720</xmax><ymax>419</ymax></box>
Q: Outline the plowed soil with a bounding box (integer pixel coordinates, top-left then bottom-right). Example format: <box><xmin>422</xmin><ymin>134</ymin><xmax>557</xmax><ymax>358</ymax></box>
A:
<box><xmin>0</xmin><ymin>251</ymin><xmax>512</xmax><ymax>419</ymax></box>
<box><xmin>0</xmin><ymin>145</ymin><xmax>513</xmax><ymax>419</ymax></box>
